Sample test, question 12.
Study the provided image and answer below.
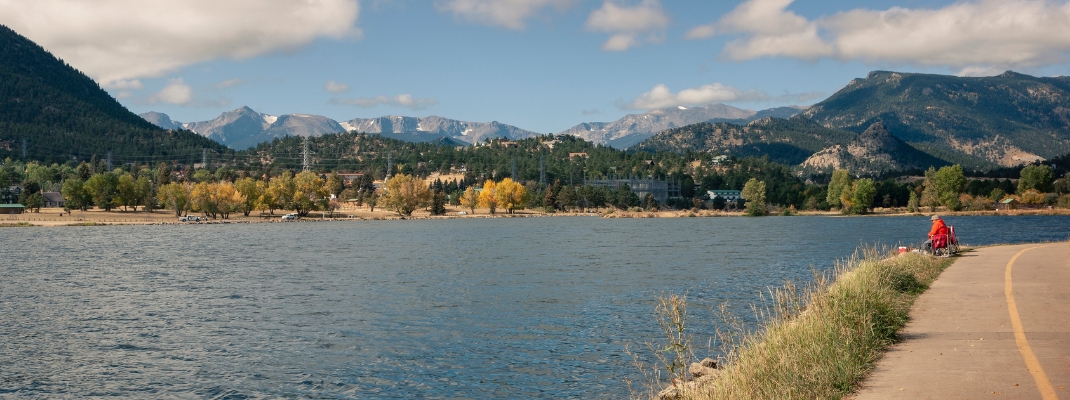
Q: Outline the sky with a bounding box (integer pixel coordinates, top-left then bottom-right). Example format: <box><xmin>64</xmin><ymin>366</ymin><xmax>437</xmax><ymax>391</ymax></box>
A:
<box><xmin>4</xmin><ymin>0</ymin><xmax>1070</xmax><ymax>134</ymax></box>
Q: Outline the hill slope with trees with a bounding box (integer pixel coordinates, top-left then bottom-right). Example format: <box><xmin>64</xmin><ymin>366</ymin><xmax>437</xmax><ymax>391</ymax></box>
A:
<box><xmin>0</xmin><ymin>24</ymin><xmax>228</xmax><ymax>164</ymax></box>
<box><xmin>802</xmin><ymin>70</ymin><xmax>1070</xmax><ymax>169</ymax></box>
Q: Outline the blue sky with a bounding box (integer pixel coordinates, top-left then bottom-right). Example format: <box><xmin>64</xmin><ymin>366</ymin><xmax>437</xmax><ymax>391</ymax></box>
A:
<box><xmin>4</xmin><ymin>0</ymin><xmax>1070</xmax><ymax>133</ymax></box>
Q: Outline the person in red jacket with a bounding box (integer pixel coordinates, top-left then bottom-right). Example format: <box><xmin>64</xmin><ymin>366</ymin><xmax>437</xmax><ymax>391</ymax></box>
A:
<box><xmin>924</xmin><ymin>215</ymin><xmax>948</xmax><ymax>252</ymax></box>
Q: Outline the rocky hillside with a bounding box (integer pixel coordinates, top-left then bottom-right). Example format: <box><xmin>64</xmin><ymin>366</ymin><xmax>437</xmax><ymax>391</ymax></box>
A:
<box><xmin>632</xmin><ymin>117</ymin><xmax>855</xmax><ymax>166</ymax></box>
<box><xmin>558</xmin><ymin>104</ymin><xmax>803</xmax><ymax>148</ymax></box>
<box><xmin>800</xmin><ymin>122</ymin><xmax>946</xmax><ymax>174</ymax></box>
<box><xmin>803</xmin><ymin>70</ymin><xmax>1070</xmax><ymax>169</ymax></box>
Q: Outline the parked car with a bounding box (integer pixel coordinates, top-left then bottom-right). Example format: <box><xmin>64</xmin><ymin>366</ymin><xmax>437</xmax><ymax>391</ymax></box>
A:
<box><xmin>179</xmin><ymin>216</ymin><xmax>201</xmax><ymax>222</ymax></box>
<box><xmin>281</xmin><ymin>213</ymin><xmax>298</xmax><ymax>221</ymax></box>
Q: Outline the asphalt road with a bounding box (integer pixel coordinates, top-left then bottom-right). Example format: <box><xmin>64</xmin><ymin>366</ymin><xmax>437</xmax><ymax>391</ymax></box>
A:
<box><xmin>853</xmin><ymin>242</ymin><xmax>1070</xmax><ymax>400</ymax></box>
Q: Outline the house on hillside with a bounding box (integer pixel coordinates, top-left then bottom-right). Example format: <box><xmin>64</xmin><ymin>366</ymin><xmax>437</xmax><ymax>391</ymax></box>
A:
<box><xmin>42</xmin><ymin>192</ymin><xmax>65</xmax><ymax>208</ymax></box>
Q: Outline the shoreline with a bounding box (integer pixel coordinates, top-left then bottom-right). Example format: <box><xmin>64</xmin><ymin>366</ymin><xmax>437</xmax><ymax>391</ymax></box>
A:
<box><xmin>3</xmin><ymin>206</ymin><xmax>1068</xmax><ymax>227</ymax></box>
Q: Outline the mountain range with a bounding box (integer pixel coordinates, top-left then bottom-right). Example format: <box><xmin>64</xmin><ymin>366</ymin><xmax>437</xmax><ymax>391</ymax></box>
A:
<box><xmin>634</xmin><ymin>70</ymin><xmax>1070</xmax><ymax>173</ymax></box>
<box><xmin>142</xmin><ymin>103</ymin><xmax>804</xmax><ymax>151</ymax></box>
<box><xmin>5</xmin><ymin>20</ymin><xmax>1069</xmax><ymax>174</ymax></box>
<box><xmin>141</xmin><ymin>108</ymin><xmax>545</xmax><ymax>150</ymax></box>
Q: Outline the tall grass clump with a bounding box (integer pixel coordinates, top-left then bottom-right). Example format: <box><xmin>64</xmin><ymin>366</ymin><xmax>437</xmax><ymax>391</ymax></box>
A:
<box><xmin>655</xmin><ymin>247</ymin><xmax>954</xmax><ymax>400</ymax></box>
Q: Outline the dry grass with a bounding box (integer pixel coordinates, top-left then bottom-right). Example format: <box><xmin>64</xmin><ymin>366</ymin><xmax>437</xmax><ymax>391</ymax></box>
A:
<box><xmin>653</xmin><ymin>247</ymin><xmax>954</xmax><ymax>400</ymax></box>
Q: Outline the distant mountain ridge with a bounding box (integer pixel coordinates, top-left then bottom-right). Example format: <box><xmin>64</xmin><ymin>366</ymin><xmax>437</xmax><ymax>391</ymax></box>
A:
<box><xmin>339</xmin><ymin>115</ymin><xmax>540</xmax><ymax>145</ymax></box>
<box><xmin>557</xmin><ymin>104</ymin><xmax>805</xmax><ymax>148</ymax></box>
<box><xmin>143</xmin><ymin>103</ymin><xmax>806</xmax><ymax>151</ymax></box>
<box><xmin>175</xmin><ymin>106</ymin><xmax>344</xmax><ymax>150</ymax></box>
<box><xmin>142</xmin><ymin>108</ymin><xmax>542</xmax><ymax>150</ymax></box>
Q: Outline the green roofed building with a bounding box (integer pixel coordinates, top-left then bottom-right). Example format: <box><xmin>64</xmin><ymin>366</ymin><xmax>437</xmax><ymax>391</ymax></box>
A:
<box><xmin>707</xmin><ymin>190</ymin><xmax>744</xmax><ymax>202</ymax></box>
<box><xmin>0</xmin><ymin>204</ymin><xmax>25</xmax><ymax>214</ymax></box>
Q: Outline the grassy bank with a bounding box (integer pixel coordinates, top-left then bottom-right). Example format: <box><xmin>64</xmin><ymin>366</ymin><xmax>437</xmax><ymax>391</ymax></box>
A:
<box><xmin>656</xmin><ymin>248</ymin><xmax>955</xmax><ymax>399</ymax></box>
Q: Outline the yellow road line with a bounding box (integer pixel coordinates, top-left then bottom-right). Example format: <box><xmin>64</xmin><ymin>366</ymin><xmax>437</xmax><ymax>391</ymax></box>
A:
<box><xmin>1005</xmin><ymin>245</ymin><xmax>1058</xmax><ymax>400</ymax></box>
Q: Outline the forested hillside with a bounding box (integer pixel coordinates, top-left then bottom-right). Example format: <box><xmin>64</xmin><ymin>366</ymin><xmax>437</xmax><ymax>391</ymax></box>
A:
<box><xmin>631</xmin><ymin>117</ymin><xmax>856</xmax><ymax>166</ymax></box>
<box><xmin>0</xmin><ymin>24</ymin><xmax>228</xmax><ymax>164</ymax></box>
<box><xmin>802</xmin><ymin>70</ymin><xmax>1070</xmax><ymax>169</ymax></box>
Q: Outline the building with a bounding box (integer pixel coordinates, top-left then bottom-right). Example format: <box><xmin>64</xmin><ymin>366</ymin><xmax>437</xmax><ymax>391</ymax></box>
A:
<box><xmin>587</xmin><ymin>178</ymin><xmax>674</xmax><ymax>203</ymax></box>
<box><xmin>708</xmin><ymin>190</ymin><xmax>743</xmax><ymax>202</ymax></box>
<box><xmin>42</xmin><ymin>192</ymin><xmax>65</xmax><ymax>208</ymax></box>
<box><xmin>336</xmin><ymin>173</ymin><xmax>365</xmax><ymax>183</ymax></box>
<box><xmin>0</xmin><ymin>204</ymin><xmax>24</xmax><ymax>214</ymax></box>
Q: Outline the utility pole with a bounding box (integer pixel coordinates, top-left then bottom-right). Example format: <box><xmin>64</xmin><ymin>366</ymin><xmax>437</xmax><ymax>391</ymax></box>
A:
<box><xmin>512</xmin><ymin>157</ymin><xmax>517</xmax><ymax>180</ymax></box>
<box><xmin>302</xmin><ymin>136</ymin><xmax>311</xmax><ymax>172</ymax></box>
<box><xmin>22</xmin><ymin>138</ymin><xmax>27</xmax><ymax>158</ymax></box>
<box><xmin>106</xmin><ymin>151</ymin><xmax>113</xmax><ymax>171</ymax></box>
<box><xmin>202</xmin><ymin>148</ymin><xmax>208</xmax><ymax>169</ymax></box>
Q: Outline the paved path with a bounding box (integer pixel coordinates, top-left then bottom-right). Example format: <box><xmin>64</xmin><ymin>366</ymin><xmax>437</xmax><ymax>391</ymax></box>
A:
<box><xmin>854</xmin><ymin>242</ymin><xmax>1070</xmax><ymax>400</ymax></box>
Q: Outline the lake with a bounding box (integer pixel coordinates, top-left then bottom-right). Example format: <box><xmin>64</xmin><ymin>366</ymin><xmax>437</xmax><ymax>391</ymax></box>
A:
<box><xmin>2</xmin><ymin>215</ymin><xmax>1069</xmax><ymax>398</ymax></box>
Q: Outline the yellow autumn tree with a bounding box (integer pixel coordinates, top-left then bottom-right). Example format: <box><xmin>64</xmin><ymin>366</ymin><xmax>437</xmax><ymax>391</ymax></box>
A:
<box><xmin>234</xmin><ymin>177</ymin><xmax>264</xmax><ymax>216</ymax></box>
<box><xmin>266</xmin><ymin>171</ymin><xmax>295</xmax><ymax>213</ymax></box>
<box><xmin>1020</xmin><ymin>189</ymin><xmax>1045</xmax><ymax>205</ymax></box>
<box><xmin>381</xmin><ymin>174</ymin><xmax>432</xmax><ymax>216</ymax></box>
<box><xmin>477</xmin><ymin>179</ymin><xmax>498</xmax><ymax>214</ymax></box>
<box><xmin>213</xmin><ymin>182</ymin><xmax>245</xmax><ymax>219</ymax></box>
<box><xmin>460</xmin><ymin>186</ymin><xmax>479</xmax><ymax>214</ymax></box>
<box><xmin>494</xmin><ymin>178</ymin><xmax>527</xmax><ymax>214</ymax></box>
<box><xmin>190</xmin><ymin>181</ymin><xmax>245</xmax><ymax>219</ymax></box>
<box><xmin>293</xmin><ymin>171</ymin><xmax>327</xmax><ymax>216</ymax></box>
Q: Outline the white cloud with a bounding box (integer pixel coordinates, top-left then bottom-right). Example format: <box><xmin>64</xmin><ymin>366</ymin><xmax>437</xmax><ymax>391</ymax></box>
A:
<box><xmin>621</xmin><ymin>83</ymin><xmax>768</xmax><ymax>110</ymax></box>
<box><xmin>105</xmin><ymin>79</ymin><xmax>144</xmax><ymax>90</ymax></box>
<box><xmin>436</xmin><ymin>0</ymin><xmax>574</xmax><ymax>30</ymax></box>
<box><xmin>955</xmin><ymin>66</ymin><xmax>1005</xmax><ymax>77</ymax></box>
<box><xmin>215</xmin><ymin>78</ymin><xmax>245</xmax><ymax>89</ymax></box>
<box><xmin>0</xmin><ymin>0</ymin><xmax>361</xmax><ymax>87</ymax></box>
<box><xmin>582</xmin><ymin>108</ymin><xmax>602</xmax><ymax>115</ymax></box>
<box><xmin>147</xmin><ymin>79</ymin><xmax>193</xmax><ymax>105</ymax></box>
<box><xmin>324</xmin><ymin>80</ymin><xmax>351</xmax><ymax>94</ymax></box>
<box><xmin>330</xmin><ymin>94</ymin><xmax>439</xmax><ymax>110</ymax></box>
<box><xmin>689</xmin><ymin>0</ymin><xmax>1070</xmax><ymax>70</ymax></box>
<box><xmin>586</xmin><ymin>0</ymin><xmax>670</xmax><ymax>51</ymax></box>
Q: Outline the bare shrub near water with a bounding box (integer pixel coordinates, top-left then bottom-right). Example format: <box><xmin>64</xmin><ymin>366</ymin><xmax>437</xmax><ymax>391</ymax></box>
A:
<box><xmin>639</xmin><ymin>246</ymin><xmax>953</xmax><ymax>400</ymax></box>
<box><xmin>626</xmin><ymin>293</ymin><xmax>695</xmax><ymax>400</ymax></box>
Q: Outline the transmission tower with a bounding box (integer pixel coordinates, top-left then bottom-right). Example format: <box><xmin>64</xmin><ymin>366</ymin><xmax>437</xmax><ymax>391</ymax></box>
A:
<box><xmin>539</xmin><ymin>155</ymin><xmax>546</xmax><ymax>185</ymax></box>
<box><xmin>106</xmin><ymin>151</ymin><xmax>113</xmax><ymax>171</ymax></box>
<box><xmin>512</xmin><ymin>157</ymin><xmax>517</xmax><ymax>180</ymax></box>
<box><xmin>22</xmin><ymin>138</ymin><xmax>27</xmax><ymax>158</ymax></box>
<box><xmin>302</xmin><ymin>136</ymin><xmax>311</xmax><ymax>172</ymax></box>
<box><xmin>202</xmin><ymin>148</ymin><xmax>208</xmax><ymax>169</ymax></box>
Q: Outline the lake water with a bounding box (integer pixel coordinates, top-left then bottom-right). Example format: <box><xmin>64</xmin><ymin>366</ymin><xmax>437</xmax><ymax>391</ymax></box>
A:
<box><xmin>2</xmin><ymin>215</ymin><xmax>1069</xmax><ymax>398</ymax></box>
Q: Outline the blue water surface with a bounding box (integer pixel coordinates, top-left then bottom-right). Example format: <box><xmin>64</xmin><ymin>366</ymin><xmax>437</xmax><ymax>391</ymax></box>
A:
<box><xmin>1</xmin><ymin>215</ymin><xmax>1067</xmax><ymax>398</ymax></box>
